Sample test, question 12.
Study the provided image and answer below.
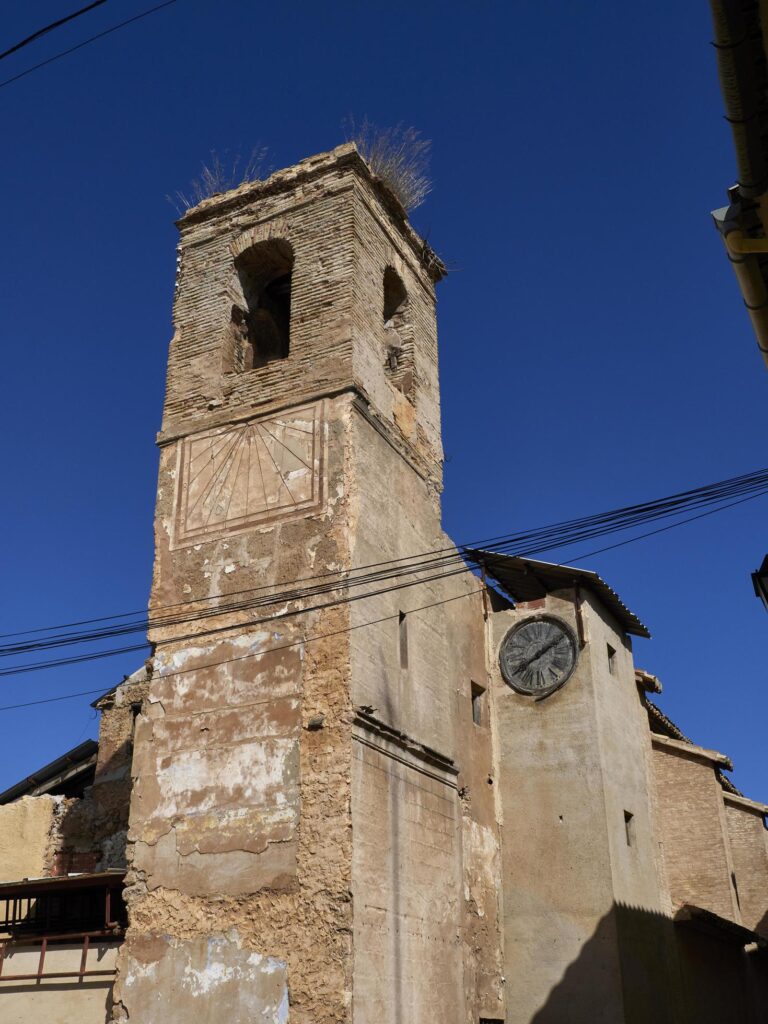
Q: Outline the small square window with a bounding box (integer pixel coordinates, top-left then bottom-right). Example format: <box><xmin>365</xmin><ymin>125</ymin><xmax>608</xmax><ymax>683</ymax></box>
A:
<box><xmin>607</xmin><ymin>643</ymin><xmax>617</xmax><ymax>675</ymax></box>
<box><xmin>471</xmin><ymin>682</ymin><xmax>486</xmax><ymax>726</ymax></box>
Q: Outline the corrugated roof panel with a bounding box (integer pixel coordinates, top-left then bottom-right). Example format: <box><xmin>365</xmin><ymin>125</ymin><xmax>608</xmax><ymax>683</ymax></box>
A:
<box><xmin>466</xmin><ymin>550</ymin><xmax>651</xmax><ymax>638</ymax></box>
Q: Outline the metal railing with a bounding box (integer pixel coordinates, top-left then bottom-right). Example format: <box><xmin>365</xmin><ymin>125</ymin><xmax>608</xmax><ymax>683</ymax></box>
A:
<box><xmin>0</xmin><ymin>928</ymin><xmax>122</xmax><ymax>982</ymax></box>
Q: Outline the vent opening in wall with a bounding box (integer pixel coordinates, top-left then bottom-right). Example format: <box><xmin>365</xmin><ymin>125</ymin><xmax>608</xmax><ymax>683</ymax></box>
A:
<box><xmin>624</xmin><ymin>810</ymin><xmax>635</xmax><ymax>847</ymax></box>
<box><xmin>399</xmin><ymin>610</ymin><xmax>409</xmax><ymax>670</ymax></box>
<box><xmin>607</xmin><ymin>643</ymin><xmax>617</xmax><ymax>675</ymax></box>
<box><xmin>230</xmin><ymin>239</ymin><xmax>293</xmax><ymax>370</ymax></box>
<box><xmin>471</xmin><ymin>682</ymin><xmax>486</xmax><ymax>726</ymax></box>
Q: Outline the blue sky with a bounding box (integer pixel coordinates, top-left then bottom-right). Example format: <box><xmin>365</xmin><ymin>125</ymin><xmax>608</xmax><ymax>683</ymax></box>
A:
<box><xmin>1</xmin><ymin>1</ymin><xmax>766</xmax><ymax>797</ymax></box>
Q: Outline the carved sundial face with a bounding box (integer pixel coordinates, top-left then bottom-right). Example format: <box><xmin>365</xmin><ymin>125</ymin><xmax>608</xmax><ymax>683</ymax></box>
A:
<box><xmin>172</xmin><ymin>403</ymin><xmax>323</xmax><ymax>547</ymax></box>
<box><xmin>499</xmin><ymin>616</ymin><xmax>577</xmax><ymax>697</ymax></box>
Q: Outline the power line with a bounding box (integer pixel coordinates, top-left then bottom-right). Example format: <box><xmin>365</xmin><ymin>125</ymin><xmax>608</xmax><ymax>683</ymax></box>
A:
<box><xmin>0</xmin><ymin>588</ymin><xmax>482</xmax><ymax>712</ymax></box>
<box><xmin>0</xmin><ymin>0</ymin><xmax>108</xmax><ymax>62</ymax></box>
<box><xmin>0</xmin><ymin>0</ymin><xmax>177</xmax><ymax>90</ymax></box>
<box><xmin>3</xmin><ymin>464</ymin><xmax>767</xmax><ymax>648</ymax></box>
<box><xmin>1</xmin><ymin>483</ymin><xmax>766</xmax><ymax>683</ymax></box>
<box><xmin>0</xmin><ymin>563</ymin><xmax>473</xmax><ymax>678</ymax></box>
<box><xmin>562</xmin><ymin>490</ymin><xmax>768</xmax><ymax>565</ymax></box>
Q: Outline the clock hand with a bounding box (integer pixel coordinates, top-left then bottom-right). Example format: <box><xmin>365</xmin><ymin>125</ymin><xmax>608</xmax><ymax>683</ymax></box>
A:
<box><xmin>516</xmin><ymin>635</ymin><xmax>561</xmax><ymax>674</ymax></box>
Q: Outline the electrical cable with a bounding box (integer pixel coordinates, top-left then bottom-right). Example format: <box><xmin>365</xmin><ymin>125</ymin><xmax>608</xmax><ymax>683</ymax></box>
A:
<box><xmin>2</xmin><ymin>464</ymin><xmax>767</xmax><ymax>650</ymax></box>
<box><xmin>0</xmin><ymin>0</ymin><xmax>108</xmax><ymax>61</ymax></box>
<box><xmin>0</xmin><ymin>588</ymin><xmax>482</xmax><ymax>711</ymax></box>
<box><xmin>558</xmin><ymin>490</ymin><xmax>768</xmax><ymax>565</ymax></box>
<box><xmin>0</xmin><ymin>0</ymin><xmax>177</xmax><ymax>90</ymax></box>
<box><xmin>1</xmin><ymin>481</ymin><xmax>766</xmax><ymax>683</ymax></box>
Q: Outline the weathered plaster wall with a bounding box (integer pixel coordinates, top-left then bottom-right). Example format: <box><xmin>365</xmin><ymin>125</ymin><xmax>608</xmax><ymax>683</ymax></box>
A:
<box><xmin>114</xmin><ymin>143</ymin><xmax>501</xmax><ymax>1024</ymax></box>
<box><xmin>492</xmin><ymin>592</ymin><xmax>624</xmax><ymax>1024</ymax></box>
<box><xmin>58</xmin><ymin>671</ymin><xmax>149</xmax><ymax>873</ymax></box>
<box><xmin>352</xmin><ymin>726</ymin><xmax>463</xmax><ymax>1024</ymax></box>
<box><xmin>723</xmin><ymin>794</ymin><xmax>768</xmax><ymax>935</ymax></box>
<box><xmin>0</xmin><ymin>941</ymin><xmax>119</xmax><ymax>1024</ymax></box>
<box><xmin>491</xmin><ymin>591</ymin><xmax>674</xmax><ymax>1024</ymax></box>
<box><xmin>116</xmin><ymin>393</ymin><xmax>355</xmax><ymax>1023</ymax></box>
<box><xmin>584</xmin><ymin>598</ymin><xmax>663</xmax><ymax>915</ymax></box>
<box><xmin>117</xmin><ymin>933</ymin><xmax>287</xmax><ymax>1023</ymax></box>
<box><xmin>0</xmin><ymin>796</ymin><xmax>59</xmax><ymax>883</ymax></box>
<box><xmin>347</xmin><ymin>402</ymin><xmax>504</xmax><ymax>1024</ymax></box>
<box><xmin>113</xmin><ymin>148</ymin><xmax>443</xmax><ymax>1023</ymax></box>
<box><xmin>579</xmin><ymin>599</ymin><xmax>679</xmax><ymax>1022</ymax></box>
<box><xmin>650</xmin><ymin>738</ymin><xmax>740</xmax><ymax>922</ymax></box>
<box><xmin>349</xmin><ymin>180</ymin><xmax>443</xmax><ymax>484</ymax></box>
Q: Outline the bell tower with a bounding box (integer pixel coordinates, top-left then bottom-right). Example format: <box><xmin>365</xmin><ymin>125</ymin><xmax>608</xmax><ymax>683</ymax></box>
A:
<box><xmin>111</xmin><ymin>146</ymin><xmax>500</xmax><ymax>1024</ymax></box>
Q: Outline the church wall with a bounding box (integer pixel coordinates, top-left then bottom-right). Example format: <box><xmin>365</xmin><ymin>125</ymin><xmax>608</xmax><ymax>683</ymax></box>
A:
<box><xmin>114</xmin><ymin>148</ymin><xmax>455</xmax><ymax>1024</ymax></box>
<box><xmin>113</xmin><ymin>153</ymin><xmax>375</xmax><ymax>1024</ymax></box>
<box><xmin>674</xmin><ymin>928</ymin><xmax>754</xmax><ymax>1024</ymax></box>
<box><xmin>650</xmin><ymin>738</ymin><xmax>739</xmax><ymax>922</ymax></box>
<box><xmin>162</xmin><ymin>156</ymin><xmax>359</xmax><ymax>437</ymax></box>
<box><xmin>583</xmin><ymin>596</ymin><xmax>663</xmax><ymax>915</ymax></box>
<box><xmin>723</xmin><ymin>794</ymin><xmax>768</xmax><ymax>935</ymax></box>
<box><xmin>492</xmin><ymin>593</ymin><xmax>626</xmax><ymax>1024</ymax></box>
<box><xmin>351</xmin><ymin>733</ymin><xmax>464</xmax><ymax>1024</ymax></box>
<box><xmin>114</xmin><ymin>394</ymin><xmax>355</xmax><ymax>1024</ymax></box>
<box><xmin>347</xmin><ymin>401</ymin><xmax>503</xmax><ymax>1021</ymax></box>
<box><xmin>349</xmin><ymin>183</ymin><xmax>443</xmax><ymax>480</ymax></box>
<box><xmin>577</xmin><ymin>596</ymin><xmax>676</xmax><ymax>1022</ymax></box>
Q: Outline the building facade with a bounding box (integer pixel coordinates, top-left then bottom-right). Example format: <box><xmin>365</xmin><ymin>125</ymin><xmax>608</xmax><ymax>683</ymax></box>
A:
<box><xmin>1</xmin><ymin>145</ymin><xmax>767</xmax><ymax>1022</ymax></box>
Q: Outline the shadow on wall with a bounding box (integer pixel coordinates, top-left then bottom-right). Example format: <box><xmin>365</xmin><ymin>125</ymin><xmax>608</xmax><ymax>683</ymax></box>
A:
<box><xmin>530</xmin><ymin>902</ymin><xmax>768</xmax><ymax>1024</ymax></box>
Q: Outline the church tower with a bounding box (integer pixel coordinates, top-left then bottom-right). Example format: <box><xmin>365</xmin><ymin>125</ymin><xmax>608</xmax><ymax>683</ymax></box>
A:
<box><xmin>112</xmin><ymin>146</ymin><xmax>503</xmax><ymax>1023</ymax></box>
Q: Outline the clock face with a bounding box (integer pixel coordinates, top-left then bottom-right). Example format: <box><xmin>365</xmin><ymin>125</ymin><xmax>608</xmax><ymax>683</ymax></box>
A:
<box><xmin>499</xmin><ymin>616</ymin><xmax>578</xmax><ymax>697</ymax></box>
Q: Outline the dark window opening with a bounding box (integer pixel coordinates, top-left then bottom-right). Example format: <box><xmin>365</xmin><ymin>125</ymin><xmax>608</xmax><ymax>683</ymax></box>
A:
<box><xmin>382</xmin><ymin>267</ymin><xmax>414</xmax><ymax>398</ymax></box>
<box><xmin>127</xmin><ymin>701</ymin><xmax>142</xmax><ymax>758</ymax></box>
<box><xmin>471</xmin><ymin>682</ymin><xmax>486</xmax><ymax>726</ymax></box>
<box><xmin>383</xmin><ymin>266</ymin><xmax>408</xmax><ymax>324</ymax></box>
<box><xmin>399</xmin><ymin>611</ymin><xmax>409</xmax><ymax>670</ymax></box>
<box><xmin>231</xmin><ymin>240</ymin><xmax>293</xmax><ymax>370</ymax></box>
<box><xmin>607</xmin><ymin>643</ymin><xmax>617</xmax><ymax>675</ymax></box>
<box><xmin>624</xmin><ymin>810</ymin><xmax>635</xmax><ymax>847</ymax></box>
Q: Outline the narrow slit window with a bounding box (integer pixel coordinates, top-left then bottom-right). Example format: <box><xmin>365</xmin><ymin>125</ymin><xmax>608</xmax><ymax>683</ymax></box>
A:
<box><xmin>624</xmin><ymin>810</ymin><xmax>635</xmax><ymax>847</ymax></box>
<box><xmin>383</xmin><ymin>267</ymin><xmax>407</xmax><ymax>324</ymax></box>
<box><xmin>471</xmin><ymin>682</ymin><xmax>486</xmax><ymax>726</ymax></box>
<box><xmin>607</xmin><ymin>643</ymin><xmax>617</xmax><ymax>675</ymax></box>
<box><xmin>731</xmin><ymin>872</ymin><xmax>741</xmax><ymax>909</ymax></box>
<box><xmin>382</xmin><ymin>267</ymin><xmax>414</xmax><ymax>398</ymax></box>
<box><xmin>399</xmin><ymin>611</ymin><xmax>408</xmax><ymax>670</ymax></box>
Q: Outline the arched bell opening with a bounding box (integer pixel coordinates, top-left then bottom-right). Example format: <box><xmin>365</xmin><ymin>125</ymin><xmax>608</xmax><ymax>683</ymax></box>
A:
<box><xmin>232</xmin><ymin>239</ymin><xmax>294</xmax><ymax>370</ymax></box>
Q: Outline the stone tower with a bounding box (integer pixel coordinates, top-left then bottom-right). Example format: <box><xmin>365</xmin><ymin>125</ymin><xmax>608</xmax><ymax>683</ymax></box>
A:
<box><xmin>112</xmin><ymin>146</ymin><xmax>503</xmax><ymax>1023</ymax></box>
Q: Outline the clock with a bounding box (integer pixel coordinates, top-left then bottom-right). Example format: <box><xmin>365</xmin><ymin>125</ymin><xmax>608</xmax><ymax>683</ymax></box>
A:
<box><xmin>499</xmin><ymin>616</ymin><xmax>578</xmax><ymax>697</ymax></box>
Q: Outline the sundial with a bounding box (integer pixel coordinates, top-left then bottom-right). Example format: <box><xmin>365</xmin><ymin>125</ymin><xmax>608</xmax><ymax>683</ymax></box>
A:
<box><xmin>173</xmin><ymin>403</ymin><xmax>323</xmax><ymax>546</ymax></box>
